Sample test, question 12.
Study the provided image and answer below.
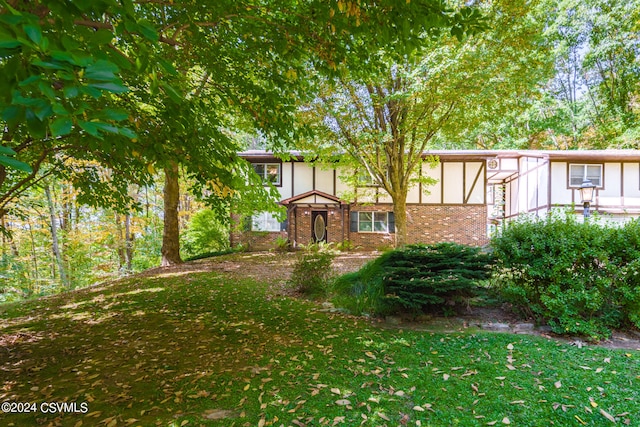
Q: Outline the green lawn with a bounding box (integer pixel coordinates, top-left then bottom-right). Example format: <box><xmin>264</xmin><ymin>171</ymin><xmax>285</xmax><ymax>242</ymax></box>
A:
<box><xmin>0</xmin><ymin>266</ymin><xmax>638</xmax><ymax>426</ymax></box>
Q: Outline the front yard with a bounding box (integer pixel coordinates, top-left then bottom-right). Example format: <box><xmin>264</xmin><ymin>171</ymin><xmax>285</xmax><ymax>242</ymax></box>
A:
<box><xmin>0</xmin><ymin>253</ymin><xmax>638</xmax><ymax>426</ymax></box>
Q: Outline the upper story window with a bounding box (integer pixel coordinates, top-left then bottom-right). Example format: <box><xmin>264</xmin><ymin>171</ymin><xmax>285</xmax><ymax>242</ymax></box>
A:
<box><xmin>356</xmin><ymin>168</ymin><xmax>387</xmax><ymax>187</ymax></box>
<box><xmin>569</xmin><ymin>164</ymin><xmax>603</xmax><ymax>187</ymax></box>
<box><xmin>253</xmin><ymin>163</ymin><xmax>281</xmax><ymax>186</ymax></box>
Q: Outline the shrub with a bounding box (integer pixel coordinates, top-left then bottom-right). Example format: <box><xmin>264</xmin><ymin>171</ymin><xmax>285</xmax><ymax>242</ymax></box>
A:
<box><xmin>332</xmin><ymin>256</ymin><xmax>388</xmax><ymax>316</ymax></box>
<box><xmin>181</xmin><ymin>209</ymin><xmax>229</xmax><ymax>258</ymax></box>
<box><xmin>273</xmin><ymin>236</ymin><xmax>291</xmax><ymax>252</ymax></box>
<box><xmin>381</xmin><ymin>243</ymin><xmax>493</xmax><ymax>313</ymax></box>
<box><xmin>491</xmin><ymin>212</ymin><xmax>640</xmax><ymax>340</ymax></box>
<box><xmin>288</xmin><ymin>243</ymin><xmax>336</xmax><ymax>298</ymax></box>
<box><xmin>332</xmin><ymin>243</ymin><xmax>493</xmax><ymax>316</ymax></box>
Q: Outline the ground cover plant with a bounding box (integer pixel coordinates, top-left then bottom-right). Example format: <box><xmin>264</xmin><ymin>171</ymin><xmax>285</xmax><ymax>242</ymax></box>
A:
<box><xmin>491</xmin><ymin>213</ymin><xmax>640</xmax><ymax>340</ymax></box>
<box><xmin>333</xmin><ymin>243</ymin><xmax>493</xmax><ymax>317</ymax></box>
<box><xmin>0</xmin><ymin>254</ymin><xmax>638</xmax><ymax>426</ymax></box>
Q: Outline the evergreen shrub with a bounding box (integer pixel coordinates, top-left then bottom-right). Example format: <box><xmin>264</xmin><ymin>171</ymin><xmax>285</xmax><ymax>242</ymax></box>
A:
<box><xmin>332</xmin><ymin>243</ymin><xmax>493</xmax><ymax>316</ymax></box>
<box><xmin>491</xmin><ymin>212</ymin><xmax>640</xmax><ymax>339</ymax></box>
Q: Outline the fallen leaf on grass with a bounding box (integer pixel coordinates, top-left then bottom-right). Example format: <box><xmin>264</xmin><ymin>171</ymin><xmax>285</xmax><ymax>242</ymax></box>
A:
<box><xmin>554</xmin><ymin>381</ymin><xmax>562</xmax><ymax>389</ymax></box>
<box><xmin>335</xmin><ymin>399</ymin><xmax>351</xmax><ymax>406</ymax></box>
<box><xmin>443</xmin><ymin>374</ymin><xmax>450</xmax><ymax>381</ymax></box>
<box><xmin>377</xmin><ymin>412</ymin><xmax>390</xmax><ymax>421</ymax></box>
<box><xmin>330</xmin><ymin>388</ymin><xmax>341</xmax><ymax>395</ymax></box>
<box><xmin>600</xmin><ymin>409</ymin><xmax>616</xmax><ymax>423</ymax></box>
<box><xmin>502</xmin><ymin>417</ymin><xmax>511</xmax><ymax>424</ymax></box>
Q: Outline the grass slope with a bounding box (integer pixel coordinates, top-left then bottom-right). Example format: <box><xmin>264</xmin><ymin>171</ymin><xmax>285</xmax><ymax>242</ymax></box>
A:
<box><xmin>0</xmin><ymin>267</ymin><xmax>638</xmax><ymax>426</ymax></box>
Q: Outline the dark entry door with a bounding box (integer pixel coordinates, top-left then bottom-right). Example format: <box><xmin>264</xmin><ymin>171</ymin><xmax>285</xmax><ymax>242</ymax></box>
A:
<box><xmin>311</xmin><ymin>211</ymin><xmax>328</xmax><ymax>243</ymax></box>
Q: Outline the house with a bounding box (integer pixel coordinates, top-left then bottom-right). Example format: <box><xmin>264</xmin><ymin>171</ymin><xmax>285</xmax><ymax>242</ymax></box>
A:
<box><xmin>231</xmin><ymin>149</ymin><xmax>640</xmax><ymax>250</ymax></box>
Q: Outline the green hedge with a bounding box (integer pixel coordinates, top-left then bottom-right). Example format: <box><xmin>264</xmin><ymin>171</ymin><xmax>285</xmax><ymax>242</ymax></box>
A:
<box><xmin>491</xmin><ymin>212</ymin><xmax>640</xmax><ymax>339</ymax></box>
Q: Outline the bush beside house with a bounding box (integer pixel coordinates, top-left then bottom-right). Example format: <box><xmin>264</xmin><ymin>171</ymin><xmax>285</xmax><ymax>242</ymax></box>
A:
<box><xmin>491</xmin><ymin>212</ymin><xmax>640</xmax><ymax>339</ymax></box>
<box><xmin>331</xmin><ymin>214</ymin><xmax>640</xmax><ymax>341</ymax></box>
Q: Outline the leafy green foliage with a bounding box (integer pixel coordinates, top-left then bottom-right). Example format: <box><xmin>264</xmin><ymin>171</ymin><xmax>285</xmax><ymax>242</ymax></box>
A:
<box><xmin>302</xmin><ymin>0</ymin><xmax>550</xmax><ymax>245</ymax></box>
<box><xmin>180</xmin><ymin>209</ymin><xmax>229</xmax><ymax>259</ymax></box>
<box><xmin>288</xmin><ymin>243</ymin><xmax>336</xmax><ymax>297</ymax></box>
<box><xmin>488</xmin><ymin>0</ymin><xmax>640</xmax><ymax>150</ymax></box>
<box><xmin>491</xmin><ymin>212</ymin><xmax>640</xmax><ymax>339</ymax></box>
<box><xmin>381</xmin><ymin>243</ymin><xmax>493</xmax><ymax>313</ymax></box>
<box><xmin>333</xmin><ymin>243</ymin><xmax>493</xmax><ymax>316</ymax></box>
<box><xmin>382</xmin><ymin>244</ymin><xmax>490</xmax><ymax>307</ymax></box>
<box><xmin>332</xmin><ymin>258</ymin><xmax>388</xmax><ymax>316</ymax></box>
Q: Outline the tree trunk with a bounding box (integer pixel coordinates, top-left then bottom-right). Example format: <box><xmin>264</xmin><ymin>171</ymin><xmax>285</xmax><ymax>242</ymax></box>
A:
<box><xmin>125</xmin><ymin>212</ymin><xmax>133</xmax><ymax>271</ymax></box>
<box><xmin>45</xmin><ymin>185</ymin><xmax>68</xmax><ymax>287</ymax></box>
<box><xmin>114</xmin><ymin>213</ymin><xmax>126</xmax><ymax>269</ymax></box>
<box><xmin>161</xmin><ymin>162</ymin><xmax>183</xmax><ymax>266</ymax></box>
<box><xmin>392</xmin><ymin>195</ymin><xmax>408</xmax><ymax>248</ymax></box>
<box><xmin>27</xmin><ymin>219</ymin><xmax>39</xmax><ymax>283</ymax></box>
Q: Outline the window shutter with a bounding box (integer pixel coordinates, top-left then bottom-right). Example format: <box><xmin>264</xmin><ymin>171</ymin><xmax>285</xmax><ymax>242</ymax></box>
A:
<box><xmin>350</xmin><ymin>211</ymin><xmax>358</xmax><ymax>232</ymax></box>
<box><xmin>388</xmin><ymin>212</ymin><xmax>395</xmax><ymax>233</ymax></box>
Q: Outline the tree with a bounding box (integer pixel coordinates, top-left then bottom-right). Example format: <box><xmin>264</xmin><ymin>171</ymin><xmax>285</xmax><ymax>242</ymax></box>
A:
<box><xmin>500</xmin><ymin>0</ymin><xmax>640</xmax><ymax>150</ymax></box>
<box><xmin>1</xmin><ymin>0</ymin><xmax>484</xmax><ymax>266</ymax></box>
<box><xmin>303</xmin><ymin>0</ymin><xmax>552</xmax><ymax>246</ymax></box>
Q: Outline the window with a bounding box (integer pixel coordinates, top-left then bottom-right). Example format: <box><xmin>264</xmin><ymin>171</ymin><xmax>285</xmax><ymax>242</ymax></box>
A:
<box><xmin>253</xmin><ymin>163</ymin><xmax>281</xmax><ymax>185</ymax></box>
<box><xmin>355</xmin><ymin>168</ymin><xmax>387</xmax><ymax>187</ymax></box>
<box><xmin>350</xmin><ymin>211</ymin><xmax>395</xmax><ymax>233</ymax></box>
<box><xmin>569</xmin><ymin>164</ymin><xmax>602</xmax><ymax>187</ymax></box>
<box><xmin>251</xmin><ymin>212</ymin><xmax>283</xmax><ymax>232</ymax></box>
<box><xmin>356</xmin><ymin>170</ymin><xmax>377</xmax><ymax>187</ymax></box>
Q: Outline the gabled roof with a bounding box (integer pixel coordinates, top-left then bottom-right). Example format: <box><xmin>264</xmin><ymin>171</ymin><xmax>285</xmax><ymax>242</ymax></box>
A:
<box><xmin>280</xmin><ymin>190</ymin><xmax>344</xmax><ymax>206</ymax></box>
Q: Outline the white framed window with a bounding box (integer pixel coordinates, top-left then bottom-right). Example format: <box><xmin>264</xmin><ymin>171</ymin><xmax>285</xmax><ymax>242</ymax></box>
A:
<box><xmin>253</xmin><ymin>163</ymin><xmax>281</xmax><ymax>185</ymax></box>
<box><xmin>355</xmin><ymin>168</ymin><xmax>389</xmax><ymax>187</ymax></box>
<box><xmin>351</xmin><ymin>211</ymin><xmax>395</xmax><ymax>233</ymax></box>
<box><xmin>251</xmin><ymin>212</ymin><xmax>282</xmax><ymax>232</ymax></box>
<box><xmin>569</xmin><ymin>164</ymin><xmax>603</xmax><ymax>187</ymax></box>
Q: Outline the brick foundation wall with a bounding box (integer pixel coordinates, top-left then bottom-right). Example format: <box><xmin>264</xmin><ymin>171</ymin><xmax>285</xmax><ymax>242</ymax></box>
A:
<box><xmin>347</xmin><ymin>204</ymin><xmax>488</xmax><ymax>250</ymax></box>
<box><xmin>231</xmin><ymin>204</ymin><xmax>488</xmax><ymax>251</ymax></box>
<box><xmin>404</xmin><ymin>204</ymin><xmax>488</xmax><ymax>246</ymax></box>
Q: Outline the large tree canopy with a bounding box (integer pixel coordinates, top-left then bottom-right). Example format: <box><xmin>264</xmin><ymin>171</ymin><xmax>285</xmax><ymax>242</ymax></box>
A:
<box><xmin>473</xmin><ymin>0</ymin><xmax>640</xmax><ymax>149</ymax></box>
<box><xmin>302</xmin><ymin>0</ymin><xmax>552</xmax><ymax>246</ymax></box>
<box><xmin>0</xmin><ymin>0</ymin><xmax>483</xmax><ymax>210</ymax></box>
<box><xmin>0</xmin><ymin>0</ymin><xmax>484</xmax><ymax>265</ymax></box>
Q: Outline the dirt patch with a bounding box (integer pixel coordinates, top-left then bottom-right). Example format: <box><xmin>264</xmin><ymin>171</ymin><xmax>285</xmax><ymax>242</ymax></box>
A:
<box><xmin>144</xmin><ymin>250</ymin><xmax>640</xmax><ymax>351</ymax></box>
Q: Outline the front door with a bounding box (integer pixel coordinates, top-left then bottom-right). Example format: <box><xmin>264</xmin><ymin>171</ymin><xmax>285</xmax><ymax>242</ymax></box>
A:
<box><xmin>311</xmin><ymin>211</ymin><xmax>328</xmax><ymax>243</ymax></box>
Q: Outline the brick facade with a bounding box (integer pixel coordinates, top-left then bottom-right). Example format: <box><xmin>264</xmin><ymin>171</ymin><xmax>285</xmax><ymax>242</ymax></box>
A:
<box><xmin>231</xmin><ymin>203</ymin><xmax>488</xmax><ymax>251</ymax></box>
<box><xmin>403</xmin><ymin>204</ymin><xmax>488</xmax><ymax>246</ymax></box>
